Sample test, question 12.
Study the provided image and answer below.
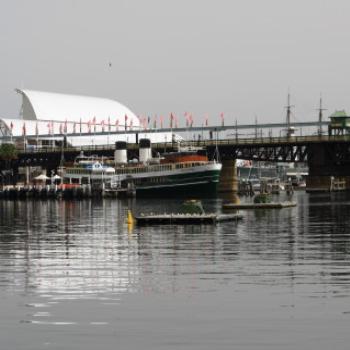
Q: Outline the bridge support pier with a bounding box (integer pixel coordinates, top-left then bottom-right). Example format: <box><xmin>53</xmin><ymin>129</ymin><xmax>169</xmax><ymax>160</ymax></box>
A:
<box><xmin>218</xmin><ymin>160</ymin><xmax>238</xmax><ymax>193</ymax></box>
<box><xmin>306</xmin><ymin>143</ymin><xmax>350</xmax><ymax>192</ymax></box>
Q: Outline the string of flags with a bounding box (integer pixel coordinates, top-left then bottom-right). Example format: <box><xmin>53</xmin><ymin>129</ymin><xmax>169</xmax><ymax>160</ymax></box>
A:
<box><xmin>10</xmin><ymin>112</ymin><xmax>227</xmax><ymax>136</ymax></box>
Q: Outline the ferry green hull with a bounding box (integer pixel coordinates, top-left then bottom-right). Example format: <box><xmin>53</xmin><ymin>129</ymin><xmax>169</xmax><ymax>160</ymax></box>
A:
<box><xmin>134</xmin><ymin>168</ymin><xmax>221</xmax><ymax>197</ymax></box>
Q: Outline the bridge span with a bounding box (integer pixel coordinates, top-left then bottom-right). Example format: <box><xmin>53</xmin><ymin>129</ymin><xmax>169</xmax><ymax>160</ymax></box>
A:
<box><xmin>2</xmin><ymin>132</ymin><xmax>350</xmax><ymax>193</ymax></box>
<box><xmin>1</xmin><ymin>120</ymin><xmax>329</xmax><ymax>143</ymax></box>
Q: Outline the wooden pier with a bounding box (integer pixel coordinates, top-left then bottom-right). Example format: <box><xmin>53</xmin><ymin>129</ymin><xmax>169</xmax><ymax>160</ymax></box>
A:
<box><xmin>0</xmin><ymin>184</ymin><xmax>132</xmax><ymax>200</ymax></box>
<box><xmin>223</xmin><ymin>201</ymin><xmax>297</xmax><ymax>210</ymax></box>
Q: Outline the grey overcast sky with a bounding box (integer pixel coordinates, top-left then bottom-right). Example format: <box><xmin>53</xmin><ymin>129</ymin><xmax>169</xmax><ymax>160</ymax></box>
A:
<box><xmin>1</xmin><ymin>0</ymin><xmax>350</xmax><ymax>125</ymax></box>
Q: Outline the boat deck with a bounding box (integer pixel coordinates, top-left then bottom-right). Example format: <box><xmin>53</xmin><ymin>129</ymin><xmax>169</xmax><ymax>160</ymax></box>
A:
<box><xmin>134</xmin><ymin>213</ymin><xmax>243</xmax><ymax>225</ymax></box>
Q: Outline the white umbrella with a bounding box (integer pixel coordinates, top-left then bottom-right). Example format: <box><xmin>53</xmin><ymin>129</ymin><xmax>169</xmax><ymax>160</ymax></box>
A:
<box><xmin>52</xmin><ymin>174</ymin><xmax>61</xmax><ymax>180</ymax></box>
<box><xmin>34</xmin><ymin>174</ymin><xmax>50</xmax><ymax>181</ymax></box>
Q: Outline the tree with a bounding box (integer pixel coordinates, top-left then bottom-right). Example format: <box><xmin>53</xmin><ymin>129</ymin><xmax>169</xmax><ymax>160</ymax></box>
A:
<box><xmin>0</xmin><ymin>143</ymin><xmax>18</xmax><ymax>186</ymax></box>
<box><xmin>0</xmin><ymin>143</ymin><xmax>18</xmax><ymax>162</ymax></box>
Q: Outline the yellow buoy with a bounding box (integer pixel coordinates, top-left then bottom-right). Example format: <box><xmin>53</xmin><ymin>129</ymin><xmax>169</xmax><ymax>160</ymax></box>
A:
<box><xmin>127</xmin><ymin>210</ymin><xmax>134</xmax><ymax>225</ymax></box>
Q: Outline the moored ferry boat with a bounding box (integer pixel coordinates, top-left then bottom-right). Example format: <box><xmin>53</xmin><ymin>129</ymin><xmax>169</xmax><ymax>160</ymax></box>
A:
<box><xmin>62</xmin><ymin>139</ymin><xmax>222</xmax><ymax>197</ymax></box>
<box><xmin>111</xmin><ymin>152</ymin><xmax>222</xmax><ymax>197</ymax></box>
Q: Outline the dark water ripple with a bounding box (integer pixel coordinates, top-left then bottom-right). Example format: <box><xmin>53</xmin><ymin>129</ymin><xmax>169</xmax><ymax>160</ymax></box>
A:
<box><xmin>1</xmin><ymin>192</ymin><xmax>350</xmax><ymax>349</ymax></box>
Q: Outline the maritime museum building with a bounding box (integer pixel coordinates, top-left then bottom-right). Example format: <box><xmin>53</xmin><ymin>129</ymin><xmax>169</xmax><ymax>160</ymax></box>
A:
<box><xmin>0</xmin><ymin>89</ymin><xmax>174</xmax><ymax>146</ymax></box>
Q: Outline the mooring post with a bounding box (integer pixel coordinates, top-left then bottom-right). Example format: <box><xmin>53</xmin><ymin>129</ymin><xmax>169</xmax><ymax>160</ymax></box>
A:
<box><xmin>218</xmin><ymin>159</ymin><xmax>238</xmax><ymax>193</ymax></box>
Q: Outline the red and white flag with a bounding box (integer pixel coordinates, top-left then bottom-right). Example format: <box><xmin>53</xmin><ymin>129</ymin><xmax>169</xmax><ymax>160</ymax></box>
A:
<box><xmin>170</xmin><ymin>113</ymin><xmax>174</xmax><ymax>128</ymax></box>
<box><xmin>160</xmin><ymin>115</ymin><xmax>164</xmax><ymax>128</ymax></box>
<box><xmin>73</xmin><ymin>122</ymin><xmax>76</xmax><ymax>134</ymax></box>
<box><xmin>115</xmin><ymin>119</ymin><xmax>119</xmax><ymax>130</ymax></box>
<box><xmin>205</xmin><ymin>114</ymin><xmax>209</xmax><ymax>127</ymax></box>
<box><xmin>10</xmin><ymin>121</ymin><xmax>14</xmax><ymax>130</ymax></box>
<box><xmin>142</xmin><ymin>117</ymin><xmax>146</xmax><ymax>129</ymax></box>
<box><xmin>35</xmin><ymin>122</ymin><xmax>39</xmax><ymax>136</ymax></box>
<box><xmin>220</xmin><ymin>112</ymin><xmax>224</xmax><ymax>126</ymax></box>
<box><xmin>87</xmin><ymin>121</ymin><xmax>91</xmax><ymax>133</ymax></box>
<box><xmin>124</xmin><ymin>115</ymin><xmax>128</xmax><ymax>129</ymax></box>
<box><xmin>185</xmin><ymin>113</ymin><xmax>193</xmax><ymax>127</ymax></box>
<box><xmin>101</xmin><ymin>120</ymin><xmax>105</xmax><ymax>132</ymax></box>
<box><xmin>184</xmin><ymin>112</ymin><xmax>190</xmax><ymax>127</ymax></box>
<box><xmin>108</xmin><ymin>116</ymin><xmax>111</xmax><ymax>132</ymax></box>
<box><xmin>140</xmin><ymin>116</ymin><xmax>146</xmax><ymax>129</ymax></box>
<box><xmin>190</xmin><ymin>114</ymin><xmax>194</xmax><ymax>127</ymax></box>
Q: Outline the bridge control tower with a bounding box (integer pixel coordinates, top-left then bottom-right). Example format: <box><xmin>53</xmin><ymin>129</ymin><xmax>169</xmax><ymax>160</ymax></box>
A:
<box><xmin>328</xmin><ymin>110</ymin><xmax>350</xmax><ymax>136</ymax></box>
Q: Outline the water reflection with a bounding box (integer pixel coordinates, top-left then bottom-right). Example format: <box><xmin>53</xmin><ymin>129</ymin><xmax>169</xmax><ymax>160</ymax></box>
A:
<box><xmin>0</xmin><ymin>192</ymin><xmax>350</xmax><ymax>299</ymax></box>
<box><xmin>0</xmin><ymin>200</ymin><xmax>140</xmax><ymax>297</ymax></box>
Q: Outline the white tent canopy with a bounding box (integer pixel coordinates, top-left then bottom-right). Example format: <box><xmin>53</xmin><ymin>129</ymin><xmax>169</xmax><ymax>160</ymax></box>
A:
<box><xmin>16</xmin><ymin>89</ymin><xmax>140</xmax><ymax>127</ymax></box>
<box><xmin>34</xmin><ymin>174</ymin><xmax>50</xmax><ymax>181</ymax></box>
<box><xmin>0</xmin><ymin>117</ymin><xmax>179</xmax><ymax>145</ymax></box>
<box><xmin>0</xmin><ymin>89</ymin><xmax>182</xmax><ymax>146</ymax></box>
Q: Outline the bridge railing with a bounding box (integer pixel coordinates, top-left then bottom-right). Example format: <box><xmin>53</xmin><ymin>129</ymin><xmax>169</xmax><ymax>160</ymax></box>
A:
<box><xmin>182</xmin><ymin>134</ymin><xmax>350</xmax><ymax>146</ymax></box>
<box><xmin>17</xmin><ymin>134</ymin><xmax>350</xmax><ymax>154</ymax></box>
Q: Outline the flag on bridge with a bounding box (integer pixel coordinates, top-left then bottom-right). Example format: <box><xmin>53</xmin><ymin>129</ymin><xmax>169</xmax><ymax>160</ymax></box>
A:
<box><xmin>205</xmin><ymin>114</ymin><xmax>209</xmax><ymax>127</ymax></box>
<box><xmin>124</xmin><ymin>114</ymin><xmax>128</xmax><ymax>130</ymax></box>
<box><xmin>220</xmin><ymin>112</ymin><xmax>224</xmax><ymax>126</ymax></box>
<box><xmin>185</xmin><ymin>112</ymin><xmax>190</xmax><ymax>127</ymax></box>
<box><xmin>22</xmin><ymin>122</ymin><xmax>26</xmax><ymax>136</ymax></box>
<box><xmin>92</xmin><ymin>116</ymin><xmax>96</xmax><ymax>132</ymax></box>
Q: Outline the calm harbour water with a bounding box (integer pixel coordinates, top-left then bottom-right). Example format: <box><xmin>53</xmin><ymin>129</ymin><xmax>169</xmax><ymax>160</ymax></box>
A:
<box><xmin>1</xmin><ymin>192</ymin><xmax>350</xmax><ymax>350</ymax></box>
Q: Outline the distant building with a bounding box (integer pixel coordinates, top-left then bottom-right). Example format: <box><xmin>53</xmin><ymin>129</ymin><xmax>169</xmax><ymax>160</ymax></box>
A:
<box><xmin>0</xmin><ymin>89</ymin><xmax>177</xmax><ymax>146</ymax></box>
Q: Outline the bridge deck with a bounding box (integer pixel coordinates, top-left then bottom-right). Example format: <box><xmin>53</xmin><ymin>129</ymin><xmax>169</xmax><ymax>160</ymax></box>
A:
<box><xmin>16</xmin><ymin>134</ymin><xmax>350</xmax><ymax>155</ymax></box>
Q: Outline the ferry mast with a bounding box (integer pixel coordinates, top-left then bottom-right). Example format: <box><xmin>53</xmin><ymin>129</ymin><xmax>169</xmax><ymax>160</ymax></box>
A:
<box><xmin>317</xmin><ymin>95</ymin><xmax>327</xmax><ymax>136</ymax></box>
<box><xmin>285</xmin><ymin>92</ymin><xmax>295</xmax><ymax>137</ymax></box>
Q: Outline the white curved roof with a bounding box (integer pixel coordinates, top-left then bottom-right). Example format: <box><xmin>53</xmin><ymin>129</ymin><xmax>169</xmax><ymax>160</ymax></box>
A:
<box><xmin>16</xmin><ymin>89</ymin><xmax>140</xmax><ymax>127</ymax></box>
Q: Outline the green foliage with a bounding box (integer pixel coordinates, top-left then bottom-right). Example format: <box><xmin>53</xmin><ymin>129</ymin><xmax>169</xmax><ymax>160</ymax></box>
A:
<box><xmin>180</xmin><ymin>200</ymin><xmax>205</xmax><ymax>214</ymax></box>
<box><xmin>254</xmin><ymin>193</ymin><xmax>272</xmax><ymax>204</ymax></box>
<box><xmin>0</xmin><ymin>143</ymin><xmax>18</xmax><ymax>161</ymax></box>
